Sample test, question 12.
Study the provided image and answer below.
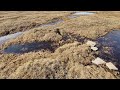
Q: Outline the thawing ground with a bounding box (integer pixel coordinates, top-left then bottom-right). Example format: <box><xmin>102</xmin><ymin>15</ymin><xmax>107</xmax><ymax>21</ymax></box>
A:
<box><xmin>0</xmin><ymin>11</ymin><xmax>120</xmax><ymax>79</ymax></box>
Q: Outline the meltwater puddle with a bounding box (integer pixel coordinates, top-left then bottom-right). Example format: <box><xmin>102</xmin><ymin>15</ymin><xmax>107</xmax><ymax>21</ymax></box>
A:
<box><xmin>96</xmin><ymin>30</ymin><xmax>120</xmax><ymax>69</ymax></box>
<box><xmin>3</xmin><ymin>41</ymin><xmax>57</xmax><ymax>54</ymax></box>
<box><xmin>0</xmin><ymin>32</ymin><xmax>23</xmax><ymax>46</ymax></box>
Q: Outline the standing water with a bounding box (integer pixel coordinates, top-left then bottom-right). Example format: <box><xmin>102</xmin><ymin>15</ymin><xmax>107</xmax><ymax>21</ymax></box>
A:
<box><xmin>97</xmin><ymin>30</ymin><xmax>120</xmax><ymax>70</ymax></box>
<box><xmin>36</xmin><ymin>19</ymin><xmax>64</xmax><ymax>28</ymax></box>
<box><xmin>3</xmin><ymin>41</ymin><xmax>57</xmax><ymax>54</ymax></box>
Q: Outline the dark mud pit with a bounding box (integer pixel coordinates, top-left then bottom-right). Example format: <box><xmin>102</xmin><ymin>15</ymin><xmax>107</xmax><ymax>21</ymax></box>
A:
<box><xmin>3</xmin><ymin>41</ymin><xmax>58</xmax><ymax>54</ymax></box>
<box><xmin>96</xmin><ymin>30</ymin><xmax>120</xmax><ymax>70</ymax></box>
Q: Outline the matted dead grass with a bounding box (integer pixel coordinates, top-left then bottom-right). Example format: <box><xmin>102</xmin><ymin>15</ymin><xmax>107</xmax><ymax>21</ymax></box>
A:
<box><xmin>58</xmin><ymin>11</ymin><xmax>120</xmax><ymax>39</ymax></box>
<box><xmin>0</xmin><ymin>11</ymin><xmax>71</xmax><ymax>36</ymax></box>
<box><xmin>0</xmin><ymin>11</ymin><xmax>120</xmax><ymax>79</ymax></box>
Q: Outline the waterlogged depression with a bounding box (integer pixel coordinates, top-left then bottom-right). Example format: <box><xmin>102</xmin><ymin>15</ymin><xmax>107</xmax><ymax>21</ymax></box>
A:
<box><xmin>97</xmin><ymin>30</ymin><xmax>120</xmax><ymax>69</ymax></box>
<box><xmin>3</xmin><ymin>41</ymin><xmax>57</xmax><ymax>54</ymax></box>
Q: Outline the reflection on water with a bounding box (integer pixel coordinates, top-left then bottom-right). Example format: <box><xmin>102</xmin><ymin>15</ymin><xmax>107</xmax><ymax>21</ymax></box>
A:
<box><xmin>97</xmin><ymin>30</ymin><xmax>120</xmax><ymax>70</ymax></box>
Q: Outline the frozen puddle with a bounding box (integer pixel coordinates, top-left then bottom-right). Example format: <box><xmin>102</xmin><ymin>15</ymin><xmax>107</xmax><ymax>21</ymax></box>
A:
<box><xmin>3</xmin><ymin>41</ymin><xmax>57</xmax><ymax>54</ymax></box>
<box><xmin>97</xmin><ymin>30</ymin><xmax>120</xmax><ymax>70</ymax></box>
<box><xmin>68</xmin><ymin>11</ymin><xmax>95</xmax><ymax>18</ymax></box>
<box><xmin>73</xmin><ymin>12</ymin><xmax>95</xmax><ymax>15</ymax></box>
<box><xmin>0</xmin><ymin>32</ymin><xmax>23</xmax><ymax>46</ymax></box>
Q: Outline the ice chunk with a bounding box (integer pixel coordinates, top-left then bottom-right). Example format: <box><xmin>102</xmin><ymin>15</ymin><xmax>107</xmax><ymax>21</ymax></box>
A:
<box><xmin>92</xmin><ymin>57</ymin><xmax>106</xmax><ymax>65</ymax></box>
<box><xmin>91</xmin><ymin>46</ymin><xmax>98</xmax><ymax>51</ymax></box>
<box><xmin>0</xmin><ymin>32</ymin><xmax>23</xmax><ymax>46</ymax></box>
<box><xmin>106</xmin><ymin>62</ymin><xmax>118</xmax><ymax>70</ymax></box>
<box><xmin>73</xmin><ymin>12</ymin><xmax>94</xmax><ymax>15</ymax></box>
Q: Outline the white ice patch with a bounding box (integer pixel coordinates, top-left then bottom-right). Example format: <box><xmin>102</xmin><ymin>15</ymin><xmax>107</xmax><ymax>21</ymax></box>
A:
<box><xmin>106</xmin><ymin>62</ymin><xmax>118</xmax><ymax>70</ymax></box>
<box><xmin>73</xmin><ymin>12</ymin><xmax>94</xmax><ymax>15</ymax></box>
<box><xmin>92</xmin><ymin>57</ymin><xmax>106</xmax><ymax>65</ymax></box>
<box><xmin>0</xmin><ymin>32</ymin><xmax>23</xmax><ymax>46</ymax></box>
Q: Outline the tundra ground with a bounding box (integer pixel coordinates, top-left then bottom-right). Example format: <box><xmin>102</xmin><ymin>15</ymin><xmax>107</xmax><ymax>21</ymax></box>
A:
<box><xmin>0</xmin><ymin>11</ymin><xmax>120</xmax><ymax>79</ymax></box>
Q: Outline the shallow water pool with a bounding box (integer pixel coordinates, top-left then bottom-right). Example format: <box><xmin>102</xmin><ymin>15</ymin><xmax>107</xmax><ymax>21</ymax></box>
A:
<box><xmin>97</xmin><ymin>30</ymin><xmax>120</xmax><ymax>69</ymax></box>
<box><xmin>3</xmin><ymin>41</ymin><xmax>57</xmax><ymax>54</ymax></box>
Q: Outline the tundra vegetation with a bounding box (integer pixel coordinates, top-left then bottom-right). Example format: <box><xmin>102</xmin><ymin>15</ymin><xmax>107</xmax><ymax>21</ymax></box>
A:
<box><xmin>0</xmin><ymin>11</ymin><xmax>120</xmax><ymax>79</ymax></box>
